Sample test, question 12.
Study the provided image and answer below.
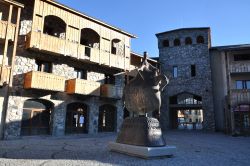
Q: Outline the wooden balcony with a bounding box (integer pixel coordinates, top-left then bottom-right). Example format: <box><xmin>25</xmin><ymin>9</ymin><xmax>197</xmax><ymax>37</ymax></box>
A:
<box><xmin>24</xmin><ymin>71</ymin><xmax>65</xmax><ymax>91</ymax></box>
<box><xmin>0</xmin><ymin>65</ymin><xmax>11</xmax><ymax>86</ymax></box>
<box><xmin>26</xmin><ymin>31</ymin><xmax>128</xmax><ymax>70</ymax></box>
<box><xmin>0</xmin><ymin>20</ymin><xmax>16</xmax><ymax>41</ymax></box>
<box><xmin>230</xmin><ymin>89</ymin><xmax>250</xmax><ymax>106</ymax></box>
<box><xmin>100</xmin><ymin>84</ymin><xmax>123</xmax><ymax>99</ymax></box>
<box><xmin>66</xmin><ymin>79</ymin><xmax>101</xmax><ymax>96</ymax></box>
<box><xmin>230</xmin><ymin>62</ymin><xmax>250</xmax><ymax>74</ymax></box>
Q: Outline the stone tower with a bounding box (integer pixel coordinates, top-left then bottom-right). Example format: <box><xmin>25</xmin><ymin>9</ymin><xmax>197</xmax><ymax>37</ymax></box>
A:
<box><xmin>156</xmin><ymin>28</ymin><xmax>215</xmax><ymax>131</ymax></box>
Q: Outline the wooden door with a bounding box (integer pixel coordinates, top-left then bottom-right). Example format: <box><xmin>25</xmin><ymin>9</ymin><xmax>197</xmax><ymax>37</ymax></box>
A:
<box><xmin>21</xmin><ymin>109</ymin><xmax>50</xmax><ymax>136</ymax></box>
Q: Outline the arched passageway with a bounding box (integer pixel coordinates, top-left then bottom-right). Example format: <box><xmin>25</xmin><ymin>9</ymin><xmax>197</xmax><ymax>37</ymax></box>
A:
<box><xmin>98</xmin><ymin>104</ymin><xmax>117</xmax><ymax>132</ymax></box>
<box><xmin>21</xmin><ymin>99</ymin><xmax>53</xmax><ymax>136</ymax></box>
<box><xmin>65</xmin><ymin>103</ymin><xmax>88</xmax><ymax>134</ymax></box>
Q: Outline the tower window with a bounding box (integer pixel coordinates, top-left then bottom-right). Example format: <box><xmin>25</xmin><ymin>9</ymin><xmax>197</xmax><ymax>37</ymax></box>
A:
<box><xmin>191</xmin><ymin>65</ymin><xmax>196</xmax><ymax>77</ymax></box>
<box><xmin>185</xmin><ymin>37</ymin><xmax>192</xmax><ymax>45</ymax></box>
<box><xmin>173</xmin><ymin>66</ymin><xmax>178</xmax><ymax>78</ymax></box>
<box><xmin>197</xmin><ymin>36</ymin><xmax>205</xmax><ymax>44</ymax></box>
<box><xmin>174</xmin><ymin>39</ymin><xmax>181</xmax><ymax>46</ymax></box>
<box><xmin>162</xmin><ymin>40</ymin><xmax>169</xmax><ymax>47</ymax></box>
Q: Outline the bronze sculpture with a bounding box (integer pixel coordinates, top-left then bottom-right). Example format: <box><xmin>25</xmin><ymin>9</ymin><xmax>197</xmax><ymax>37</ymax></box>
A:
<box><xmin>116</xmin><ymin>52</ymin><xmax>169</xmax><ymax>147</ymax></box>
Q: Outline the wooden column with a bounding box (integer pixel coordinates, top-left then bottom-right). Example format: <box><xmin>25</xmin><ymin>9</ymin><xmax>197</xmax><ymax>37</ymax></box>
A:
<box><xmin>9</xmin><ymin>7</ymin><xmax>21</xmax><ymax>86</ymax></box>
<box><xmin>2</xmin><ymin>4</ymin><xmax>13</xmax><ymax>66</ymax></box>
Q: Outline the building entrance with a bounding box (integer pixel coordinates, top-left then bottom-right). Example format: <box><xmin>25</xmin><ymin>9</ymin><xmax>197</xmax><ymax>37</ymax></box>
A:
<box><xmin>21</xmin><ymin>99</ymin><xmax>53</xmax><ymax>136</ymax></box>
<box><xmin>233</xmin><ymin>104</ymin><xmax>250</xmax><ymax>135</ymax></box>
<box><xmin>65</xmin><ymin>103</ymin><xmax>88</xmax><ymax>134</ymax></box>
<box><xmin>98</xmin><ymin>105</ymin><xmax>116</xmax><ymax>132</ymax></box>
<box><xmin>169</xmin><ymin>93</ymin><xmax>203</xmax><ymax>130</ymax></box>
<box><xmin>172</xmin><ymin>109</ymin><xmax>204</xmax><ymax>130</ymax></box>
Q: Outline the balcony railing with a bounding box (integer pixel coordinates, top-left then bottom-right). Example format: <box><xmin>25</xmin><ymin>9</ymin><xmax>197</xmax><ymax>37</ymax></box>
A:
<box><xmin>24</xmin><ymin>71</ymin><xmax>65</xmax><ymax>91</ymax></box>
<box><xmin>26</xmin><ymin>31</ymin><xmax>128</xmax><ymax>70</ymax></box>
<box><xmin>0</xmin><ymin>20</ymin><xmax>16</xmax><ymax>41</ymax></box>
<box><xmin>0</xmin><ymin>65</ymin><xmax>11</xmax><ymax>86</ymax></box>
<box><xmin>230</xmin><ymin>63</ymin><xmax>250</xmax><ymax>74</ymax></box>
<box><xmin>230</xmin><ymin>89</ymin><xmax>250</xmax><ymax>106</ymax></box>
<box><xmin>66</xmin><ymin>78</ymin><xmax>101</xmax><ymax>96</ymax></box>
<box><xmin>100</xmin><ymin>84</ymin><xmax>123</xmax><ymax>99</ymax></box>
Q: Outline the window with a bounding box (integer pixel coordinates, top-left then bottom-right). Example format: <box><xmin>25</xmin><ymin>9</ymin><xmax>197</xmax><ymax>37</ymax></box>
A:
<box><xmin>173</xmin><ymin>66</ymin><xmax>178</xmax><ymax>78</ymax></box>
<box><xmin>111</xmin><ymin>39</ymin><xmax>123</xmax><ymax>55</ymax></box>
<box><xmin>236</xmin><ymin>80</ymin><xmax>250</xmax><ymax>89</ymax></box>
<box><xmin>105</xmin><ymin>74</ymin><xmax>115</xmax><ymax>85</ymax></box>
<box><xmin>36</xmin><ymin>60</ymin><xmax>52</xmax><ymax>73</ymax></box>
<box><xmin>163</xmin><ymin>40</ymin><xmax>169</xmax><ymax>47</ymax></box>
<box><xmin>174</xmin><ymin>39</ymin><xmax>181</xmax><ymax>46</ymax></box>
<box><xmin>43</xmin><ymin>15</ymin><xmax>66</xmax><ymax>39</ymax></box>
<box><xmin>191</xmin><ymin>65</ymin><xmax>196</xmax><ymax>77</ymax></box>
<box><xmin>196</xmin><ymin>36</ymin><xmax>204</xmax><ymax>44</ymax></box>
<box><xmin>74</xmin><ymin>68</ymin><xmax>87</xmax><ymax>79</ymax></box>
<box><xmin>234</xmin><ymin>54</ymin><xmax>250</xmax><ymax>61</ymax></box>
<box><xmin>185</xmin><ymin>37</ymin><xmax>192</xmax><ymax>45</ymax></box>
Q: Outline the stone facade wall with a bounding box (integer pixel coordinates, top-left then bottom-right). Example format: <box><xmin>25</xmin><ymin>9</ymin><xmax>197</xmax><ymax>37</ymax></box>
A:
<box><xmin>4</xmin><ymin>50</ymin><xmax>125</xmax><ymax>139</ymax></box>
<box><xmin>157</xmin><ymin>28</ymin><xmax>215</xmax><ymax>131</ymax></box>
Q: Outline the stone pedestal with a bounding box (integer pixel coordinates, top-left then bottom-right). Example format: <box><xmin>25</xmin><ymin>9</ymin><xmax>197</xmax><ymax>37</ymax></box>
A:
<box><xmin>108</xmin><ymin>142</ymin><xmax>176</xmax><ymax>159</ymax></box>
<box><xmin>110</xmin><ymin>117</ymin><xmax>176</xmax><ymax>158</ymax></box>
<box><xmin>116</xmin><ymin>117</ymin><xmax>165</xmax><ymax>147</ymax></box>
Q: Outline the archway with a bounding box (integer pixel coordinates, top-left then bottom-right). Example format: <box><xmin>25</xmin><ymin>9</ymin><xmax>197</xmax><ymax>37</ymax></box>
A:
<box><xmin>43</xmin><ymin>15</ymin><xmax>66</xmax><ymax>38</ymax></box>
<box><xmin>21</xmin><ymin>99</ymin><xmax>53</xmax><ymax>136</ymax></box>
<box><xmin>111</xmin><ymin>38</ymin><xmax>124</xmax><ymax>56</ymax></box>
<box><xmin>123</xmin><ymin>107</ymin><xmax>130</xmax><ymax>119</ymax></box>
<box><xmin>98</xmin><ymin>104</ymin><xmax>117</xmax><ymax>132</ymax></box>
<box><xmin>169</xmin><ymin>92</ymin><xmax>203</xmax><ymax>130</ymax></box>
<box><xmin>65</xmin><ymin>103</ymin><xmax>88</xmax><ymax>134</ymax></box>
<box><xmin>233</xmin><ymin>104</ymin><xmax>250</xmax><ymax>135</ymax></box>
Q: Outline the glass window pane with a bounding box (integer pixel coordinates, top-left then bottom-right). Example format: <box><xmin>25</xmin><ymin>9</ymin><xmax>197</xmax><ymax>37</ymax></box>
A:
<box><xmin>236</xmin><ymin>81</ymin><xmax>243</xmax><ymax>89</ymax></box>
<box><xmin>246</xmin><ymin>81</ymin><xmax>250</xmax><ymax>89</ymax></box>
<box><xmin>173</xmin><ymin>66</ymin><xmax>178</xmax><ymax>78</ymax></box>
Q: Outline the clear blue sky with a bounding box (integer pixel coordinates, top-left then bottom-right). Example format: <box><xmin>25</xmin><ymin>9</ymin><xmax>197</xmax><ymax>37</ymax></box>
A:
<box><xmin>58</xmin><ymin>0</ymin><xmax>250</xmax><ymax>57</ymax></box>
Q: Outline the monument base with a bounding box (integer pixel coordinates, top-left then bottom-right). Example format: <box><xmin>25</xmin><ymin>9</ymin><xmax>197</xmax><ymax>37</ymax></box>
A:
<box><xmin>108</xmin><ymin>142</ymin><xmax>176</xmax><ymax>159</ymax></box>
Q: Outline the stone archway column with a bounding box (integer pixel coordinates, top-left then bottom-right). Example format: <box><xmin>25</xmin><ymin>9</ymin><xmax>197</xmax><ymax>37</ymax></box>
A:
<box><xmin>51</xmin><ymin>101</ymin><xmax>66</xmax><ymax>136</ymax></box>
<box><xmin>88</xmin><ymin>97</ymin><xmax>99</xmax><ymax>134</ymax></box>
<box><xmin>115</xmin><ymin>100</ymin><xmax>124</xmax><ymax>132</ymax></box>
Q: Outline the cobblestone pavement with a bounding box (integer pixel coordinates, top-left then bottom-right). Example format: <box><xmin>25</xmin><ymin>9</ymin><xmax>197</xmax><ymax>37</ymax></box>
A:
<box><xmin>0</xmin><ymin>131</ymin><xmax>250</xmax><ymax>166</ymax></box>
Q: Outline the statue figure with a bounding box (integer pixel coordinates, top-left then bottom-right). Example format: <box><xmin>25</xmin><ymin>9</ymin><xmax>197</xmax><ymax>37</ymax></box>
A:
<box><xmin>116</xmin><ymin>52</ymin><xmax>169</xmax><ymax>147</ymax></box>
<box><xmin>123</xmin><ymin>52</ymin><xmax>168</xmax><ymax>115</ymax></box>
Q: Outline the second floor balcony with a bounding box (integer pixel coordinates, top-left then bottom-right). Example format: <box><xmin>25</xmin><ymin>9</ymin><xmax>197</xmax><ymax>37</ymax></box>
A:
<box><xmin>66</xmin><ymin>78</ymin><xmax>101</xmax><ymax>96</ymax></box>
<box><xmin>24</xmin><ymin>71</ymin><xmax>65</xmax><ymax>92</ymax></box>
<box><xmin>0</xmin><ymin>20</ymin><xmax>16</xmax><ymax>41</ymax></box>
<box><xmin>26</xmin><ymin>31</ymin><xmax>128</xmax><ymax>70</ymax></box>
<box><xmin>230</xmin><ymin>89</ymin><xmax>250</xmax><ymax>106</ymax></box>
<box><xmin>100</xmin><ymin>84</ymin><xmax>123</xmax><ymax>99</ymax></box>
<box><xmin>230</xmin><ymin>62</ymin><xmax>250</xmax><ymax>74</ymax></box>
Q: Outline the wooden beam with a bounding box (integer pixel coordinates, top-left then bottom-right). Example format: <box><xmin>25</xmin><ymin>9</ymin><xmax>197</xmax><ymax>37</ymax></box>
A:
<box><xmin>9</xmin><ymin>6</ymin><xmax>21</xmax><ymax>86</ymax></box>
<box><xmin>1</xmin><ymin>4</ymin><xmax>13</xmax><ymax>67</ymax></box>
<box><xmin>1</xmin><ymin>0</ymin><xmax>24</xmax><ymax>8</ymax></box>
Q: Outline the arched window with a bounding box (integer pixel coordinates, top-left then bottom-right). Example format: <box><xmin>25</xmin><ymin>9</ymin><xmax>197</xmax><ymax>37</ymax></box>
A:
<box><xmin>185</xmin><ymin>37</ymin><xmax>192</xmax><ymax>45</ymax></box>
<box><xmin>111</xmin><ymin>38</ymin><xmax>124</xmax><ymax>56</ymax></box>
<box><xmin>43</xmin><ymin>15</ymin><xmax>66</xmax><ymax>38</ymax></box>
<box><xmin>197</xmin><ymin>36</ymin><xmax>205</xmax><ymax>44</ymax></box>
<box><xmin>162</xmin><ymin>40</ymin><xmax>169</xmax><ymax>47</ymax></box>
<box><xmin>80</xmin><ymin>28</ymin><xmax>100</xmax><ymax>57</ymax></box>
<box><xmin>174</xmin><ymin>39</ymin><xmax>181</xmax><ymax>46</ymax></box>
<box><xmin>80</xmin><ymin>28</ymin><xmax>100</xmax><ymax>48</ymax></box>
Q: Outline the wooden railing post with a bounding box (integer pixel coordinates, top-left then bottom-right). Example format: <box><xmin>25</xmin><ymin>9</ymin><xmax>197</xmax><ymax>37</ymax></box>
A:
<box><xmin>9</xmin><ymin>7</ymin><xmax>21</xmax><ymax>87</ymax></box>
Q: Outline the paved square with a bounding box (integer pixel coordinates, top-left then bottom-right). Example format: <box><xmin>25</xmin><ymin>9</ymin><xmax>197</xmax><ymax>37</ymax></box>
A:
<box><xmin>0</xmin><ymin>131</ymin><xmax>249</xmax><ymax>166</ymax></box>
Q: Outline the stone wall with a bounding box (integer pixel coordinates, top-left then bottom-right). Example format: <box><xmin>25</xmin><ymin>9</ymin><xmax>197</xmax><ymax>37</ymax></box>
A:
<box><xmin>157</xmin><ymin>28</ymin><xmax>215</xmax><ymax>131</ymax></box>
